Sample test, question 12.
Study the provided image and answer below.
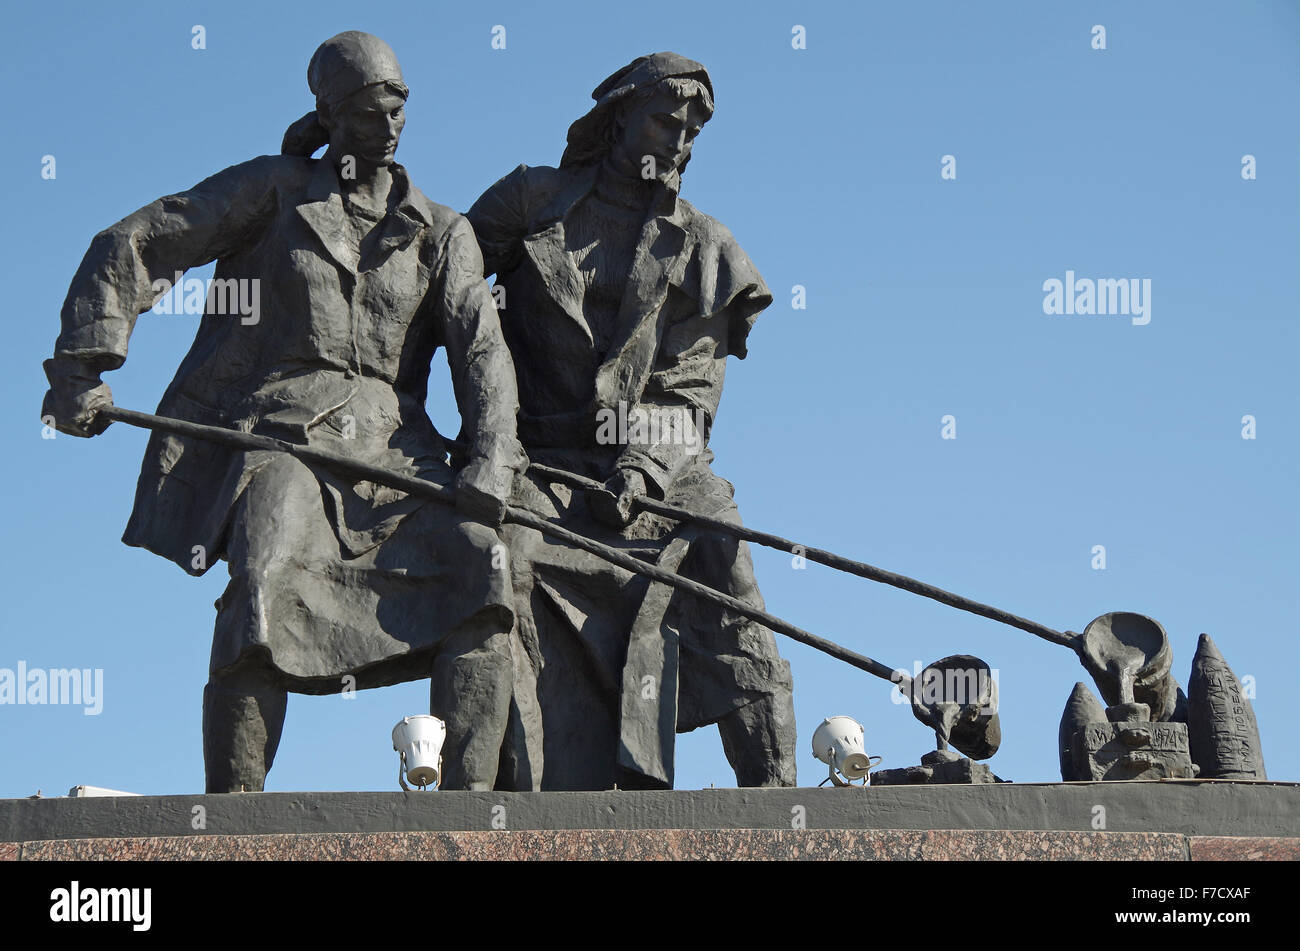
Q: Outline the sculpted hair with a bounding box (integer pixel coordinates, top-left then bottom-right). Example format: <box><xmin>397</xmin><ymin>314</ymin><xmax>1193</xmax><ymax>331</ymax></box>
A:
<box><xmin>282</xmin><ymin>80</ymin><xmax>409</xmax><ymax>158</ymax></box>
<box><xmin>570</xmin><ymin>76</ymin><xmax>714</xmax><ymax>171</ymax></box>
<box><xmin>656</xmin><ymin>77</ymin><xmax>714</xmax><ymax>116</ymax></box>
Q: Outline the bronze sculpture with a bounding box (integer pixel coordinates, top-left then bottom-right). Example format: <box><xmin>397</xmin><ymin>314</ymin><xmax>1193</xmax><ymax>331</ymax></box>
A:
<box><xmin>467</xmin><ymin>53</ymin><xmax>797</xmax><ymax>790</ymax></box>
<box><xmin>39</xmin><ymin>30</ymin><xmax>1270</xmax><ymax>794</ymax></box>
<box><xmin>41</xmin><ymin>32</ymin><xmax>528</xmax><ymax>793</ymax></box>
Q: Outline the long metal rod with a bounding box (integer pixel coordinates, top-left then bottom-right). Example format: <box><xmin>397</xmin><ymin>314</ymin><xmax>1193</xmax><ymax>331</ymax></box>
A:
<box><xmin>99</xmin><ymin>406</ymin><xmax>905</xmax><ymax>684</ymax></box>
<box><xmin>522</xmin><ymin>461</ymin><xmax>1077</xmax><ymax>649</ymax></box>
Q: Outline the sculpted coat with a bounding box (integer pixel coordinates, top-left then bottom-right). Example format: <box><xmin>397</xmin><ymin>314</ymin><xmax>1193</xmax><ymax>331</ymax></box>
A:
<box><xmin>47</xmin><ymin>154</ymin><xmax>525</xmax><ymax>688</ymax></box>
<box><xmin>468</xmin><ymin>147</ymin><xmax>796</xmax><ymax>789</ymax></box>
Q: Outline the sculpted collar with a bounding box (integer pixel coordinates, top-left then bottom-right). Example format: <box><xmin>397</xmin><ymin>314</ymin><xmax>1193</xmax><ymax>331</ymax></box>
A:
<box><xmin>538</xmin><ymin>161</ymin><xmax>683</xmax><ymax>231</ymax></box>
<box><xmin>304</xmin><ymin>159</ymin><xmax>432</xmax><ymax>224</ymax></box>
<box><xmin>296</xmin><ymin>159</ymin><xmax>432</xmax><ymax>272</ymax></box>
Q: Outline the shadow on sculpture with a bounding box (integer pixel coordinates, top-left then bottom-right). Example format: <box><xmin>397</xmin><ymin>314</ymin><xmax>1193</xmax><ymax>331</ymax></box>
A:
<box><xmin>42</xmin><ymin>31</ymin><xmax>529</xmax><ymax>793</ymax></box>
<box><xmin>40</xmin><ymin>34</ymin><xmax>1270</xmax><ymax>796</ymax></box>
<box><xmin>464</xmin><ymin>52</ymin><xmax>797</xmax><ymax>791</ymax></box>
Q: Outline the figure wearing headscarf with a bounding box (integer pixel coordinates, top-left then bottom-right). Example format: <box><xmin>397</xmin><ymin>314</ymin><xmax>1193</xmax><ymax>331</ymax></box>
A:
<box><xmin>467</xmin><ymin>52</ymin><xmax>797</xmax><ymax>789</ymax></box>
<box><xmin>41</xmin><ymin>32</ymin><xmax>534</xmax><ymax>792</ymax></box>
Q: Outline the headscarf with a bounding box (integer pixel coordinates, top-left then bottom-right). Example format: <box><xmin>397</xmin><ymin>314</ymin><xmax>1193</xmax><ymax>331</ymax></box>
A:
<box><xmin>281</xmin><ymin>31</ymin><xmax>408</xmax><ymax>157</ymax></box>
<box><xmin>560</xmin><ymin>52</ymin><xmax>714</xmax><ymax>171</ymax></box>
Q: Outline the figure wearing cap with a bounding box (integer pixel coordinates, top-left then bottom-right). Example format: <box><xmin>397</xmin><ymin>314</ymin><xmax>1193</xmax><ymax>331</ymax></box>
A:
<box><xmin>41</xmin><ymin>32</ymin><xmax>535</xmax><ymax>792</ymax></box>
<box><xmin>467</xmin><ymin>52</ymin><xmax>797</xmax><ymax>789</ymax></box>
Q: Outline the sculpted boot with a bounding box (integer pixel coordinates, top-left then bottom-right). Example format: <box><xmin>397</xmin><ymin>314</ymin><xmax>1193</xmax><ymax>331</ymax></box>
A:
<box><xmin>202</xmin><ymin>662</ymin><xmax>288</xmax><ymax>793</ymax></box>
<box><xmin>429</xmin><ymin>619</ymin><xmax>515</xmax><ymax>791</ymax></box>
<box><xmin>718</xmin><ymin>692</ymin><xmax>798</xmax><ymax>787</ymax></box>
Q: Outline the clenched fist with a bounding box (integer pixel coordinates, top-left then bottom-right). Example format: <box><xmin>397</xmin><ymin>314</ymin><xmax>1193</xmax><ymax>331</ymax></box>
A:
<box><xmin>41</xmin><ymin>357</ymin><xmax>114</xmax><ymax>437</ymax></box>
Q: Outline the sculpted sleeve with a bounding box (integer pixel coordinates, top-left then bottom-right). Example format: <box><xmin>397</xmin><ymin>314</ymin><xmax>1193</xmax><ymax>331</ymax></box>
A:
<box><xmin>47</xmin><ymin>155</ymin><xmax>286</xmax><ymax>380</ymax></box>
<box><xmin>613</xmin><ymin>305</ymin><xmax>730</xmax><ymax>498</ymax></box>
<box><xmin>615</xmin><ymin>228</ymin><xmax>773</xmax><ymax>498</ymax></box>
<box><xmin>436</xmin><ymin>215</ymin><xmax>527</xmax><ymax>485</ymax></box>
<box><xmin>464</xmin><ymin>164</ymin><xmax>532</xmax><ymax>278</ymax></box>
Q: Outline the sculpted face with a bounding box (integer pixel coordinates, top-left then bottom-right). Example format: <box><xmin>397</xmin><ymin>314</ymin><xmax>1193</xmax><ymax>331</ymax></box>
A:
<box><xmin>613</xmin><ymin>87</ymin><xmax>708</xmax><ymax>181</ymax></box>
<box><xmin>323</xmin><ymin>85</ymin><xmax>407</xmax><ymax>167</ymax></box>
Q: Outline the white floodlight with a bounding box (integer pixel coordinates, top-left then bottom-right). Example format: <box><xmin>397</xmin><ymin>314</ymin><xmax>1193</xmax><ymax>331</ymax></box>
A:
<box><xmin>811</xmin><ymin>715</ymin><xmax>882</xmax><ymax>786</ymax></box>
<box><xmin>392</xmin><ymin>715</ymin><xmax>447</xmax><ymax>791</ymax></box>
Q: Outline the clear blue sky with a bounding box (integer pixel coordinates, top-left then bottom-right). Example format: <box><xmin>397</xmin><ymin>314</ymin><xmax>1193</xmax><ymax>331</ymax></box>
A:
<box><xmin>1</xmin><ymin>0</ymin><xmax>1296</xmax><ymax>798</ymax></box>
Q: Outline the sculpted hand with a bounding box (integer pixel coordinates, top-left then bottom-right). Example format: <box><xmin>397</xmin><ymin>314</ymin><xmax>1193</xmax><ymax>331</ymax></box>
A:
<box><xmin>452</xmin><ymin>456</ymin><xmax>512</xmax><ymax>527</ymax></box>
<box><xmin>587</xmin><ymin>468</ymin><xmax>646</xmax><ymax>529</ymax></box>
<box><xmin>40</xmin><ymin>360</ymin><xmax>114</xmax><ymax>438</ymax></box>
